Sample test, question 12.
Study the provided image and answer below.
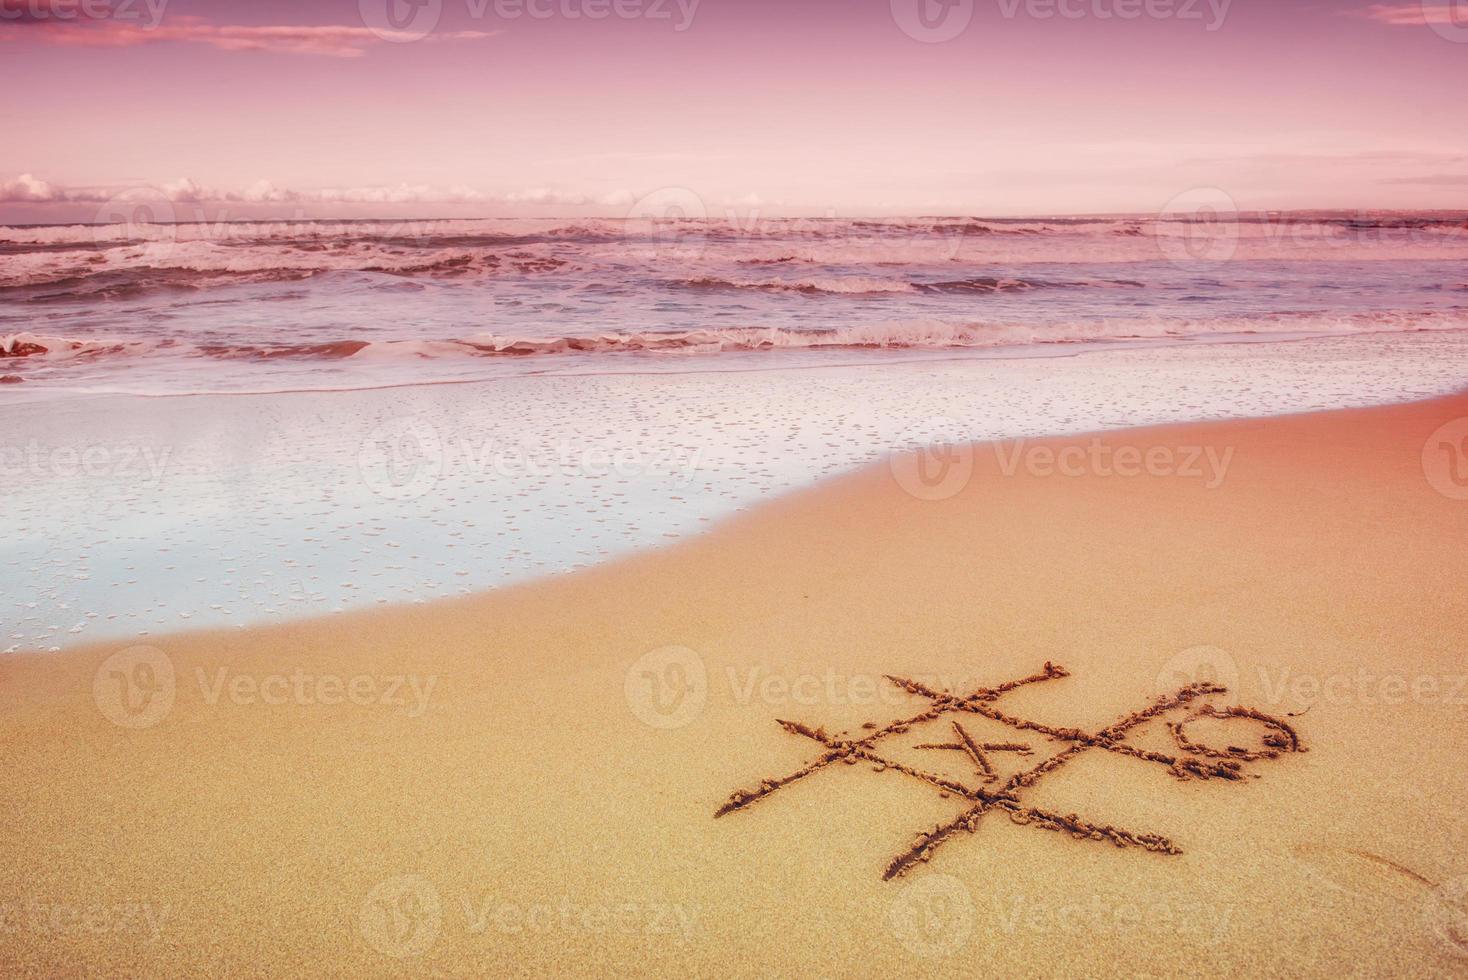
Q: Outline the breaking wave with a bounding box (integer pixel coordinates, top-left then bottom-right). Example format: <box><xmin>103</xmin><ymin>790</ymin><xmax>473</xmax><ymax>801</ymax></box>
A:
<box><xmin>665</xmin><ymin>275</ymin><xmax>1148</xmax><ymax>296</ymax></box>
<box><xmin>7</xmin><ymin>310</ymin><xmax>1465</xmax><ymax>377</ymax></box>
<box><xmin>4</xmin><ymin>211</ymin><xmax>1465</xmax><ymax>395</ymax></box>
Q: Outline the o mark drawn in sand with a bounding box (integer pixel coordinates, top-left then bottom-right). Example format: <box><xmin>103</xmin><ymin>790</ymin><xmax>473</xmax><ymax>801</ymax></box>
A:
<box><xmin>716</xmin><ymin>662</ymin><xmax>1307</xmax><ymax>880</ymax></box>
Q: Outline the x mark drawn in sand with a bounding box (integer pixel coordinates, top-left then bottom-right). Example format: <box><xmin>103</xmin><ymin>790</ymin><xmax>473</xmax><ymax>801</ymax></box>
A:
<box><xmin>716</xmin><ymin>662</ymin><xmax>1306</xmax><ymax>880</ymax></box>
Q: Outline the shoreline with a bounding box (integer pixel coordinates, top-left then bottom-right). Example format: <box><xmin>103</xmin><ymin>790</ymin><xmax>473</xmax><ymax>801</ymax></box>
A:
<box><xmin>5</xmin><ymin>378</ymin><xmax>1463</xmax><ymax>659</ymax></box>
<box><xmin>3</xmin><ymin>390</ymin><xmax>1467</xmax><ymax>974</ymax></box>
<box><xmin>8</xmin><ymin>322</ymin><xmax>1468</xmax><ymax>404</ymax></box>
<box><xmin>6</xmin><ymin>329</ymin><xmax>1468</xmax><ymax>653</ymax></box>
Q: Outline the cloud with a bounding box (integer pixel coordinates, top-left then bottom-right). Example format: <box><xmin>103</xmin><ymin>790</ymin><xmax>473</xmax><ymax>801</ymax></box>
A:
<box><xmin>225</xmin><ymin>181</ymin><xmax>489</xmax><ymax>205</ymax></box>
<box><xmin>299</xmin><ymin>184</ymin><xmax>488</xmax><ymax>204</ymax></box>
<box><xmin>0</xmin><ymin>14</ymin><xmax>497</xmax><ymax>57</ymax></box>
<box><xmin>0</xmin><ymin>175</ymin><xmax>633</xmax><ymax>208</ymax></box>
<box><xmin>160</xmin><ymin>176</ymin><xmax>211</xmax><ymax>203</ymax></box>
<box><xmin>1357</xmin><ymin>3</ymin><xmax>1468</xmax><ymax>26</ymax></box>
<box><xmin>0</xmin><ymin>173</ymin><xmax>126</xmax><ymax>203</ymax></box>
<box><xmin>238</xmin><ymin>180</ymin><xmax>300</xmax><ymax>204</ymax></box>
<box><xmin>0</xmin><ymin>173</ymin><xmax>64</xmax><ymax>202</ymax></box>
<box><xmin>504</xmin><ymin>188</ymin><xmax>595</xmax><ymax>206</ymax></box>
<box><xmin>0</xmin><ymin>174</ymin><xmax>436</xmax><ymax>204</ymax></box>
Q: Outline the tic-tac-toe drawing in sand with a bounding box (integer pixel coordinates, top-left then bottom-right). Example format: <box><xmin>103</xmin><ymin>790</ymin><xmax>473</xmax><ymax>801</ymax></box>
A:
<box><xmin>717</xmin><ymin>662</ymin><xmax>1307</xmax><ymax>880</ymax></box>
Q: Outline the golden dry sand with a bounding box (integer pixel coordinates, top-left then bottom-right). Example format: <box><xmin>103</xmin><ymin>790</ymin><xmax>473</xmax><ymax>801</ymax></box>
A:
<box><xmin>3</xmin><ymin>393</ymin><xmax>1468</xmax><ymax>976</ymax></box>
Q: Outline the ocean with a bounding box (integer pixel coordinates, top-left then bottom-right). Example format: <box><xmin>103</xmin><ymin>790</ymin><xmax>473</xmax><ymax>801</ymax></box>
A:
<box><xmin>3</xmin><ymin>212</ymin><xmax>1467</xmax><ymax>651</ymax></box>
<box><xmin>4</xmin><ymin>213</ymin><xmax>1468</xmax><ymax>397</ymax></box>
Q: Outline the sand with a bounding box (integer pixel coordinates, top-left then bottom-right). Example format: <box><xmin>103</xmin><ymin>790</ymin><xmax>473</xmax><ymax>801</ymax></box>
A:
<box><xmin>3</xmin><ymin>392</ymin><xmax>1467</xmax><ymax>976</ymax></box>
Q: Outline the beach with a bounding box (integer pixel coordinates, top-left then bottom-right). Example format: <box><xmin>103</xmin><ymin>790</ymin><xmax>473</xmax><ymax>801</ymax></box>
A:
<box><xmin>3</xmin><ymin>387</ymin><xmax>1466</xmax><ymax>976</ymax></box>
<box><xmin>6</xmin><ymin>331</ymin><xmax>1467</xmax><ymax>654</ymax></box>
<box><xmin>8</xmin><ymin>0</ymin><xmax>1468</xmax><ymax>974</ymax></box>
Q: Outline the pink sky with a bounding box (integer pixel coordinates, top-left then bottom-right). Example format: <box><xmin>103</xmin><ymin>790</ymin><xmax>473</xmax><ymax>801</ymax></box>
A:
<box><xmin>2</xmin><ymin>0</ymin><xmax>1466</xmax><ymax>221</ymax></box>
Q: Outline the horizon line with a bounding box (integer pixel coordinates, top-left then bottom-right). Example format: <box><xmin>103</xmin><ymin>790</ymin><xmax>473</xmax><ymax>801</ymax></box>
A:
<box><xmin>6</xmin><ymin>207</ymin><xmax>1468</xmax><ymax>228</ymax></box>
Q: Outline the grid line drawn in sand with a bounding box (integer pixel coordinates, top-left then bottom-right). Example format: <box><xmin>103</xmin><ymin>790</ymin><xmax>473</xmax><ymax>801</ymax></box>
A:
<box><xmin>715</xmin><ymin>662</ymin><xmax>1307</xmax><ymax>880</ymax></box>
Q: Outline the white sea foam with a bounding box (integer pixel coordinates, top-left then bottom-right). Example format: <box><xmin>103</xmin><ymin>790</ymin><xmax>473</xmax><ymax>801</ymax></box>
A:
<box><xmin>4</xmin><ymin>330</ymin><xmax>1465</xmax><ymax>652</ymax></box>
